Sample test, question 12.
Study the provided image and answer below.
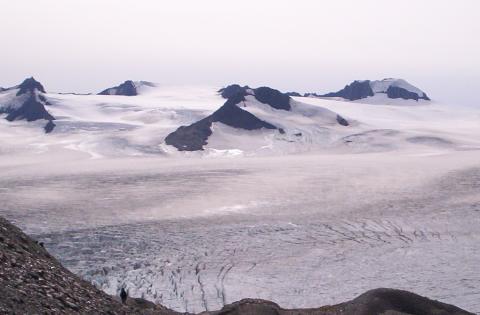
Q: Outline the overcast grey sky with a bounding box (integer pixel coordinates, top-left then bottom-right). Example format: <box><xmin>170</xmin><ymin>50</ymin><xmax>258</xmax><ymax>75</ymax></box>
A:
<box><xmin>1</xmin><ymin>0</ymin><xmax>479</xmax><ymax>105</ymax></box>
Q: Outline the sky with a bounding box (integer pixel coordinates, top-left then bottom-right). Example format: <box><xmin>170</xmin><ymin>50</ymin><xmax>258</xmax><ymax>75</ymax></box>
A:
<box><xmin>1</xmin><ymin>0</ymin><xmax>479</xmax><ymax>106</ymax></box>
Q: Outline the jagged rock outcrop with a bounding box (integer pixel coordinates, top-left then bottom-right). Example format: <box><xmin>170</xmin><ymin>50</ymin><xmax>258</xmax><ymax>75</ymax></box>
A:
<box><xmin>166</xmin><ymin>84</ymin><xmax>349</xmax><ymax>151</ymax></box>
<box><xmin>317</xmin><ymin>78</ymin><xmax>430</xmax><ymax>101</ymax></box>
<box><xmin>98</xmin><ymin>80</ymin><xmax>156</xmax><ymax>96</ymax></box>
<box><xmin>322</xmin><ymin>80</ymin><xmax>374</xmax><ymax>101</ymax></box>
<box><xmin>166</xmin><ymin>89</ymin><xmax>277</xmax><ymax>151</ymax></box>
<box><xmin>0</xmin><ymin>78</ymin><xmax>56</xmax><ymax>132</ymax></box>
<box><xmin>0</xmin><ymin>216</ymin><xmax>177</xmax><ymax>315</ymax></box>
<box><xmin>0</xmin><ymin>216</ymin><xmax>474</xmax><ymax>315</ymax></box>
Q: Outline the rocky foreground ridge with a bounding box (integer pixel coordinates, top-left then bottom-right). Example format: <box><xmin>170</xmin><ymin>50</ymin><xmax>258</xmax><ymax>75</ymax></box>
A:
<box><xmin>0</xmin><ymin>216</ymin><xmax>474</xmax><ymax>315</ymax></box>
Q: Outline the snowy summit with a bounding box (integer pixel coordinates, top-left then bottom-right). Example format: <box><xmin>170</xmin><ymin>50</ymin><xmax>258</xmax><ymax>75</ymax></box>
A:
<box><xmin>320</xmin><ymin>78</ymin><xmax>430</xmax><ymax>102</ymax></box>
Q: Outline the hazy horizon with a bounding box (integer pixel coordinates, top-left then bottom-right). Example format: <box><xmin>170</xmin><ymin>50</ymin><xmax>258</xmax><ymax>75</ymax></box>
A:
<box><xmin>1</xmin><ymin>0</ymin><xmax>479</xmax><ymax>106</ymax></box>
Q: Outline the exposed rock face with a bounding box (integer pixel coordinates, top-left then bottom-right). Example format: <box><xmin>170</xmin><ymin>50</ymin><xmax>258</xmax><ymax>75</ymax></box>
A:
<box><xmin>167</xmin><ymin>84</ymin><xmax>351</xmax><ymax>151</ymax></box>
<box><xmin>0</xmin><ymin>78</ymin><xmax>56</xmax><ymax>132</ymax></box>
<box><xmin>323</xmin><ymin>80</ymin><xmax>374</xmax><ymax>101</ymax></box>
<box><xmin>99</xmin><ymin>80</ymin><xmax>138</xmax><ymax>96</ymax></box>
<box><xmin>254</xmin><ymin>86</ymin><xmax>291</xmax><ymax>110</ymax></box>
<box><xmin>16</xmin><ymin>77</ymin><xmax>47</xmax><ymax>95</ymax></box>
<box><xmin>387</xmin><ymin>85</ymin><xmax>428</xmax><ymax>100</ymax></box>
<box><xmin>218</xmin><ymin>84</ymin><xmax>248</xmax><ymax>99</ymax></box>
<box><xmin>0</xmin><ymin>216</ymin><xmax>176</xmax><ymax>315</ymax></box>
<box><xmin>318</xmin><ymin>78</ymin><xmax>430</xmax><ymax>102</ymax></box>
<box><xmin>0</xmin><ymin>216</ymin><xmax>474</xmax><ymax>315</ymax></box>
<box><xmin>165</xmin><ymin>92</ymin><xmax>276</xmax><ymax>151</ymax></box>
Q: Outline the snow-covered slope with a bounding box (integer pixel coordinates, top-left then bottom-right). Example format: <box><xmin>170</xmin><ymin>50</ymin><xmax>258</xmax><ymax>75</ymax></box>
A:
<box><xmin>319</xmin><ymin>78</ymin><xmax>430</xmax><ymax>102</ymax></box>
<box><xmin>0</xmin><ymin>80</ymin><xmax>479</xmax><ymax>159</ymax></box>
<box><xmin>165</xmin><ymin>85</ymin><xmax>349</xmax><ymax>154</ymax></box>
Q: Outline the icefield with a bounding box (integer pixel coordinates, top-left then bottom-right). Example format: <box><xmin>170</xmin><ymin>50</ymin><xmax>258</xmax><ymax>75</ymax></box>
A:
<box><xmin>0</xmin><ymin>84</ymin><xmax>479</xmax><ymax>313</ymax></box>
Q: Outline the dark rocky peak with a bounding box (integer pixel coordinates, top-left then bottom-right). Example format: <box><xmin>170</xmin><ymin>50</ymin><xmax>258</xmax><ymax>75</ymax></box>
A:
<box><xmin>16</xmin><ymin>77</ymin><xmax>46</xmax><ymax>96</ymax></box>
<box><xmin>253</xmin><ymin>86</ymin><xmax>291</xmax><ymax>111</ymax></box>
<box><xmin>387</xmin><ymin>85</ymin><xmax>430</xmax><ymax>101</ymax></box>
<box><xmin>43</xmin><ymin>120</ymin><xmax>56</xmax><ymax>133</ymax></box>
<box><xmin>211</xmin><ymin>94</ymin><xmax>276</xmax><ymax>130</ymax></box>
<box><xmin>0</xmin><ymin>78</ymin><xmax>55</xmax><ymax>133</ymax></box>
<box><xmin>218</xmin><ymin>84</ymin><xmax>249</xmax><ymax>99</ymax></box>
<box><xmin>219</xmin><ymin>84</ymin><xmax>292</xmax><ymax>111</ymax></box>
<box><xmin>98</xmin><ymin>80</ymin><xmax>138</xmax><ymax>96</ymax></box>
<box><xmin>319</xmin><ymin>78</ymin><xmax>430</xmax><ymax>102</ymax></box>
<box><xmin>323</xmin><ymin>80</ymin><xmax>374</xmax><ymax>101</ymax></box>
<box><xmin>165</xmin><ymin>93</ymin><xmax>276</xmax><ymax>151</ymax></box>
<box><xmin>5</xmin><ymin>95</ymin><xmax>55</xmax><ymax>122</ymax></box>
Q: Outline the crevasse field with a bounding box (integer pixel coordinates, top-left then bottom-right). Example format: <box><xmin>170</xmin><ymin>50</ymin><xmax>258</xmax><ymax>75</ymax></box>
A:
<box><xmin>0</xmin><ymin>85</ymin><xmax>479</xmax><ymax>313</ymax></box>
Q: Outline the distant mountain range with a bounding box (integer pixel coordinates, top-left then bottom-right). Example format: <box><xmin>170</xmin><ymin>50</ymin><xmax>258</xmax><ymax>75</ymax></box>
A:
<box><xmin>0</xmin><ymin>77</ymin><xmax>431</xmax><ymax>148</ymax></box>
<box><xmin>165</xmin><ymin>84</ymin><xmax>349</xmax><ymax>151</ymax></box>
<box><xmin>287</xmin><ymin>78</ymin><xmax>430</xmax><ymax>102</ymax></box>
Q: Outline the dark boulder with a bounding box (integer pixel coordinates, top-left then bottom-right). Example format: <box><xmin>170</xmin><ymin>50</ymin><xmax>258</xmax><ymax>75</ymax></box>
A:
<box><xmin>211</xmin><ymin>94</ymin><xmax>277</xmax><ymax>130</ymax></box>
<box><xmin>44</xmin><ymin>120</ymin><xmax>56</xmax><ymax>133</ymax></box>
<box><xmin>5</xmin><ymin>95</ymin><xmax>54</xmax><ymax>122</ymax></box>
<box><xmin>0</xmin><ymin>78</ymin><xmax>56</xmax><ymax>132</ymax></box>
<box><xmin>336</xmin><ymin>114</ymin><xmax>349</xmax><ymax>126</ymax></box>
<box><xmin>323</xmin><ymin>80</ymin><xmax>374</xmax><ymax>101</ymax></box>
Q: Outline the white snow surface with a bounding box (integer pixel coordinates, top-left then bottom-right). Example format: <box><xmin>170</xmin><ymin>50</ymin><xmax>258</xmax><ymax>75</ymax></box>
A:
<box><xmin>369</xmin><ymin>78</ymin><xmax>427</xmax><ymax>97</ymax></box>
<box><xmin>0</xmin><ymin>85</ymin><xmax>479</xmax><ymax>313</ymax></box>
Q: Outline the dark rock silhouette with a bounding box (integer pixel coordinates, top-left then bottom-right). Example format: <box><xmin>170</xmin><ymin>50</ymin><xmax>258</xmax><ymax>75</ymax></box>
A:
<box><xmin>218</xmin><ymin>84</ymin><xmax>248</xmax><ymax>99</ymax></box>
<box><xmin>99</xmin><ymin>80</ymin><xmax>138</xmax><ymax>96</ymax></box>
<box><xmin>44</xmin><ymin>120</ymin><xmax>56</xmax><ymax>133</ymax></box>
<box><xmin>387</xmin><ymin>85</ymin><xmax>430</xmax><ymax>101</ymax></box>
<box><xmin>0</xmin><ymin>216</ymin><xmax>474</xmax><ymax>314</ymax></box>
<box><xmin>0</xmin><ymin>78</ymin><xmax>56</xmax><ymax>132</ymax></box>
<box><xmin>16</xmin><ymin>77</ymin><xmax>47</xmax><ymax>95</ymax></box>
<box><xmin>323</xmin><ymin>80</ymin><xmax>374</xmax><ymax>101</ymax></box>
<box><xmin>219</xmin><ymin>85</ymin><xmax>291</xmax><ymax>110</ymax></box>
<box><xmin>165</xmin><ymin>92</ymin><xmax>276</xmax><ymax>151</ymax></box>
<box><xmin>318</xmin><ymin>79</ymin><xmax>430</xmax><ymax>102</ymax></box>
<box><xmin>166</xmin><ymin>84</ymin><xmax>351</xmax><ymax>151</ymax></box>
<box><xmin>5</xmin><ymin>95</ymin><xmax>55</xmax><ymax>122</ymax></box>
<box><xmin>254</xmin><ymin>86</ymin><xmax>291</xmax><ymax>111</ymax></box>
